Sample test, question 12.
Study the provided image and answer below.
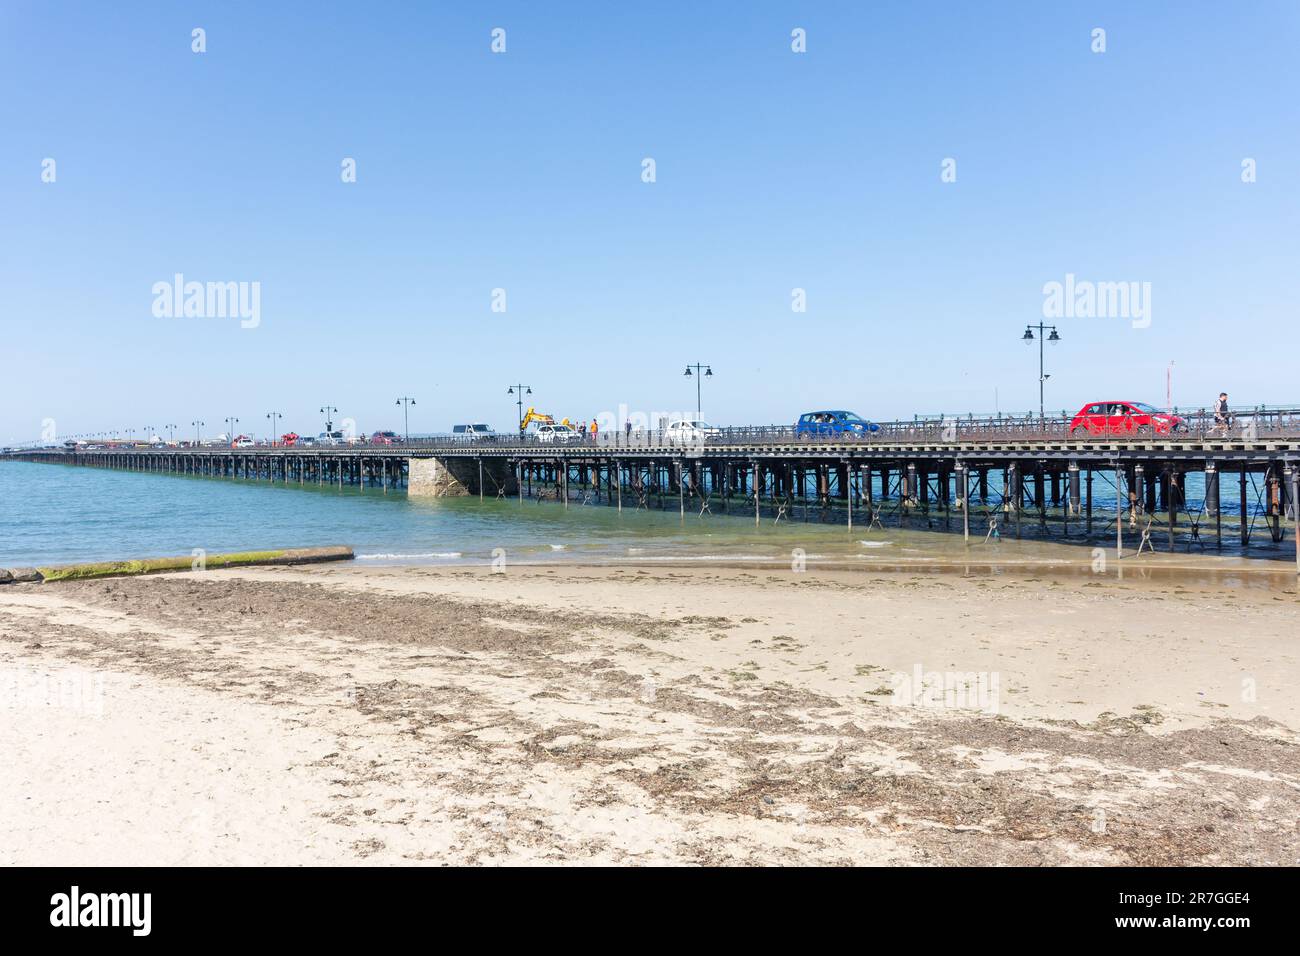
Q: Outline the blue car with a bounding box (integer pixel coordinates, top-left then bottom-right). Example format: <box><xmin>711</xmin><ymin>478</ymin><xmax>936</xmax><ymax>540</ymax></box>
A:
<box><xmin>795</xmin><ymin>410</ymin><xmax>880</xmax><ymax>437</ymax></box>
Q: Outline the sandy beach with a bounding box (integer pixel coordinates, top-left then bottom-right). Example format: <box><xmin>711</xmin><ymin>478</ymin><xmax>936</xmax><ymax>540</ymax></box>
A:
<box><xmin>1</xmin><ymin>561</ymin><xmax>1297</xmax><ymax>866</ymax></box>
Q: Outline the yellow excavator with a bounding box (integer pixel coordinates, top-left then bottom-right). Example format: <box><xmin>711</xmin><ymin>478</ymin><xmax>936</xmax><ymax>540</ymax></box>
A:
<box><xmin>520</xmin><ymin>407</ymin><xmax>573</xmax><ymax>433</ymax></box>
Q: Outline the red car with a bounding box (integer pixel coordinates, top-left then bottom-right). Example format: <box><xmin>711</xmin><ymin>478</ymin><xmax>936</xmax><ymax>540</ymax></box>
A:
<box><xmin>1069</xmin><ymin>401</ymin><xmax>1186</xmax><ymax>437</ymax></box>
<box><xmin>370</xmin><ymin>430</ymin><xmax>402</xmax><ymax>445</ymax></box>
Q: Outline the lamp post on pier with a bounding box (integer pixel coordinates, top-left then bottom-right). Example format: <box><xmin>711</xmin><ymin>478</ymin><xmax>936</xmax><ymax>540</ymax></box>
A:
<box><xmin>224</xmin><ymin>417</ymin><xmax>239</xmax><ymax>442</ymax></box>
<box><xmin>319</xmin><ymin>405</ymin><xmax>337</xmax><ymax>435</ymax></box>
<box><xmin>683</xmin><ymin>364</ymin><xmax>713</xmax><ymax>419</ymax></box>
<box><xmin>192</xmin><ymin>420</ymin><xmax>204</xmax><ymax>444</ymax></box>
<box><xmin>395</xmin><ymin>396</ymin><xmax>416</xmax><ymax>443</ymax></box>
<box><xmin>507</xmin><ymin>384</ymin><xmax>532</xmax><ymax>434</ymax></box>
<box><xmin>1021</xmin><ymin>324</ymin><xmax>1060</xmax><ymax>421</ymax></box>
<box><xmin>266</xmin><ymin>412</ymin><xmax>282</xmax><ymax>446</ymax></box>
<box><xmin>164</xmin><ymin>424</ymin><xmax>178</xmax><ymax>442</ymax></box>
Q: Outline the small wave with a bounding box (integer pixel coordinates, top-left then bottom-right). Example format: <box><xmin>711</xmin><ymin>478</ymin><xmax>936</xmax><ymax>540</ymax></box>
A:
<box><xmin>549</xmin><ymin>544</ymin><xmax>567</xmax><ymax>551</ymax></box>
<box><xmin>625</xmin><ymin>554</ymin><xmax>779</xmax><ymax>562</ymax></box>
<box><xmin>853</xmin><ymin>553</ymin><xmax>934</xmax><ymax>561</ymax></box>
<box><xmin>357</xmin><ymin>551</ymin><xmax>462</xmax><ymax>560</ymax></box>
<box><xmin>859</xmin><ymin>541</ymin><xmax>893</xmax><ymax>548</ymax></box>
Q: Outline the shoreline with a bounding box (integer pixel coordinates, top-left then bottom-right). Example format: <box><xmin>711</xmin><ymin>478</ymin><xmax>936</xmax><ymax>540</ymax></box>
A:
<box><xmin>14</xmin><ymin>535</ymin><xmax>1300</xmax><ymax>589</ymax></box>
<box><xmin>347</xmin><ymin>552</ymin><xmax>1300</xmax><ymax>591</ymax></box>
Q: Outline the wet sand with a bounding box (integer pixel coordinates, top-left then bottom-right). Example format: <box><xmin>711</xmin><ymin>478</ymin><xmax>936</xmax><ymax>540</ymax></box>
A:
<box><xmin>1</xmin><ymin>562</ymin><xmax>1297</xmax><ymax>865</ymax></box>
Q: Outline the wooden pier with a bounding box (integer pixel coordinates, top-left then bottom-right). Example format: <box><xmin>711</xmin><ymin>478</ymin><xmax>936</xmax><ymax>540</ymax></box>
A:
<box><xmin>7</xmin><ymin>422</ymin><xmax>1300</xmax><ymax>566</ymax></box>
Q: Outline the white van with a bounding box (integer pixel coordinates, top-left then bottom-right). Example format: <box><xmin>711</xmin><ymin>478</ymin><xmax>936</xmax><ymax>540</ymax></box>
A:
<box><xmin>453</xmin><ymin>424</ymin><xmax>496</xmax><ymax>440</ymax></box>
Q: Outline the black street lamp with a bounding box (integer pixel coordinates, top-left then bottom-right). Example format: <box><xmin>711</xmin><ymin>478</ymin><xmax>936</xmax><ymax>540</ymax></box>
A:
<box><xmin>395</xmin><ymin>396</ymin><xmax>416</xmax><ymax>443</ymax></box>
<box><xmin>224</xmin><ymin>416</ymin><xmax>239</xmax><ymax>441</ymax></box>
<box><xmin>266</xmin><ymin>411</ymin><xmax>282</xmax><ymax>445</ymax></box>
<box><xmin>1022</xmin><ymin>324</ymin><xmax>1061</xmax><ymax>420</ymax></box>
<box><xmin>319</xmin><ymin>405</ymin><xmax>337</xmax><ymax>434</ymax></box>
<box><xmin>164</xmin><ymin>423</ymin><xmax>178</xmax><ymax>442</ymax></box>
<box><xmin>506</xmin><ymin>384</ymin><xmax>532</xmax><ymax>434</ymax></box>
<box><xmin>683</xmin><ymin>364</ymin><xmax>713</xmax><ymax>419</ymax></box>
<box><xmin>191</xmin><ymin>420</ymin><xmax>204</xmax><ymax>443</ymax></box>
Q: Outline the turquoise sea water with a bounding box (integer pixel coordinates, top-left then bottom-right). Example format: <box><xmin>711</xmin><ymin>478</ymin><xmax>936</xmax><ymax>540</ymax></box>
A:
<box><xmin>1</xmin><ymin>460</ymin><xmax>1295</xmax><ymax>580</ymax></box>
<box><xmin>0</xmin><ymin>460</ymin><xmax>868</xmax><ymax>567</ymax></box>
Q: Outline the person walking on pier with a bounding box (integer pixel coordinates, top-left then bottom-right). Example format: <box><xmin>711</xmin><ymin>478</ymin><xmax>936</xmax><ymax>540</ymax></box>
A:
<box><xmin>1212</xmin><ymin>392</ymin><xmax>1232</xmax><ymax>436</ymax></box>
<box><xmin>589</xmin><ymin>418</ymin><xmax>599</xmax><ymax>443</ymax></box>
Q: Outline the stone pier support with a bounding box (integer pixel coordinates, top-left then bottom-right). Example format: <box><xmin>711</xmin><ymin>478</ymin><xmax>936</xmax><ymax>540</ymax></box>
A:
<box><xmin>408</xmin><ymin>457</ymin><xmax>517</xmax><ymax>497</ymax></box>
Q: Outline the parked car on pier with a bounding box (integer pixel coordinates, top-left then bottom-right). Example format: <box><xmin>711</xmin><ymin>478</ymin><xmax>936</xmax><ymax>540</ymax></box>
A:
<box><xmin>231</xmin><ymin>435</ymin><xmax>255</xmax><ymax>448</ymax></box>
<box><xmin>664</xmin><ymin>420</ymin><xmax>719</xmax><ymax>445</ymax></box>
<box><xmin>535</xmin><ymin>424</ymin><xmax>577</xmax><ymax>443</ymax></box>
<box><xmin>1068</xmin><ymin>402</ymin><xmax>1187</xmax><ymax>437</ymax></box>
<box><xmin>370</xmin><ymin>431</ymin><xmax>401</xmax><ymax>445</ymax></box>
<box><xmin>279</xmin><ymin>432</ymin><xmax>300</xmax><ymax>447</ymax></box>
<box><xmin>453</xmin><ymin>424</ymin><xmax>496</xmax><ymax>440</ymax></box>
<box><xmin>297</xmin><ymin>435</ymin><xmax>317</xmax><ymax>447</ymax></box>
<box><xmin>795</xmin><ymin>410</ymin><xmax>880</xmax><ymax>437</ymax></box>
<box><xmin>317</xmin><ymin>431</ymin><xmax>346</xmax><ymax>446</ymax></box>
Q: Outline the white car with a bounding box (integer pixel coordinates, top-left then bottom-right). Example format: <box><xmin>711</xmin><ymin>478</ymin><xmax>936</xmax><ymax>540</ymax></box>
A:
<box><xmin>317</xmin><ymin>431</ymin><xmax>346</xmax><ymax>446</ymax></box>
<box><xmin>231</xmin><ymin>436</ymin><xmax>255</xmax><ymax>449</ymax></box>
<box><xmin>535</xmin><ymin>424</ymin><xmax>577</xmax><ymax>443</ymax></box>
<box><xmin>453</xmin><ymin>424</ymin><xmax>496</xmax><ymax>441</ymax></box>
<box><xmin>665</xmin><ymin>420</ymin><xmax>717</xmax><ymax>445</ymax></box>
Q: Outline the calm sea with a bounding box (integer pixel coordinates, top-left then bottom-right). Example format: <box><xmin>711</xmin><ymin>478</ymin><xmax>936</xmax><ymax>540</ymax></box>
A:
<box><xmin>1</xmin><ymin>460</ymin><xmax>1293</xmax><ymax>581</ymax></box>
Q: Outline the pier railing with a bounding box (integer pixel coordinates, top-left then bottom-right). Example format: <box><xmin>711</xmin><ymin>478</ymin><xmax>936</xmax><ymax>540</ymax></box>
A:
<box><xmin>387</xmin><ymin>406</ymin><xmax>1300</xmax><ymax>449</ymax></box>
<box><xmin>9</xmin><ymin>406</ymin><xmax>1300</xmax><ymax>454</ymax></box>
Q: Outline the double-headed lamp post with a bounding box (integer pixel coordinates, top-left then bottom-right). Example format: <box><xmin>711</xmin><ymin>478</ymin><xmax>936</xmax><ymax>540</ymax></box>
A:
<box><xmin>683</xmin><ymin>364</ymin><xmax>713</xmax><ymax>419</ymax></box>
<box><xmin>1022</xmin><ymin>324</ymin><xmax>1061</xmax><ymax>420</ymax></box>
<box><xmin>165</xmin><ymin>423</ymin><xmax>178</xmax><ymax>442</ymax></box>
<box><xmin>224</xmin><ymin>417</ymin><xmax>239</xmax><ymax>441</ymax></box>
<box><xmin>395</xmin><ymin>396</ymin><xmax>416</xmax><ymax>443</ymax></box>
<box><xmin>192</xmin><ymin>420</ymin><xmax>204</xmax><ymax>443</ymax></box>
<box><xmin>507</xmin><ymin>384</ymin><xmax>532</xmax><ymax>433</ymax></box>
<box><xmin>320</xmin><ymin>405</ymin><xmax>337</xmax><ymax>434</ymax></box>
<box><xmin>266</xmin><ymin>411</ymin><xmax>282</xmax><ymax>445</ymax></box>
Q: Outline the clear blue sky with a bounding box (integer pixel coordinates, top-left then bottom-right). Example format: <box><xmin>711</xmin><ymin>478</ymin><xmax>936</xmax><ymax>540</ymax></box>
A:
<box><xmin>2</xmin><ymin>1</ymin><xmax>1296</xmax><ymax>443</ymax></box>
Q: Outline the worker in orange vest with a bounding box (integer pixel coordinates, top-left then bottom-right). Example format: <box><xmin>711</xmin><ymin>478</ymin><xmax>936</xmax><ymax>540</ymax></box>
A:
<box><xmin>589</xmin><ymin>418</ymin><xmax>598</xmax><ymax>440</ymax></box>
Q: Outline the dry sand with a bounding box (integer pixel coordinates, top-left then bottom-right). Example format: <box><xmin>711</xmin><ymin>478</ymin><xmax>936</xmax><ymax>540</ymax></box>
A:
<box><xmin>1</xmin><ymin>562</ymin><xmax>1297</xmax><ymax>865</ymax></box>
